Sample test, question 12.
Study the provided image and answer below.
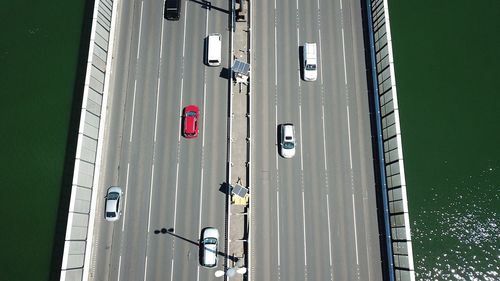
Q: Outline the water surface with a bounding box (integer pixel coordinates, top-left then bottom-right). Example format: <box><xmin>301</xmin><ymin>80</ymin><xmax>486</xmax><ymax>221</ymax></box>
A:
<box><xmin>0</xmin><ymin>1</ymin><xmax>86</xmax><ymax>280</ymax></box>
<box><xmin>389</xmin><ymin>0</ymin><xmax>500</xmax><ymax>279</ymax></box>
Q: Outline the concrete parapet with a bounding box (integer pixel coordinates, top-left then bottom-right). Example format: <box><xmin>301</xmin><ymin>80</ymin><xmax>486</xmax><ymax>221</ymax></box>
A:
<box><xmin>60</xmin><ymin>0</ymin><xmax>118</xmax><ymax>280</ymax></box>
<box><xmin>368</xmin><ymin>0</ymin><xmax>415</xmax><ymax>280</ymax></box>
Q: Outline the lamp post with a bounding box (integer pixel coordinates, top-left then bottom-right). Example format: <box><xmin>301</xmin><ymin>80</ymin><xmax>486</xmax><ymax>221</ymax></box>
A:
<box><xmin>214</xmin><ymin>257</ymin><xmax>247</xmax><ymax>278</ymax></box>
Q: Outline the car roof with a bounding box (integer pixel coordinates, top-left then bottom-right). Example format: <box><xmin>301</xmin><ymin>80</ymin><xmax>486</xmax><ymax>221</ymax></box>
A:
<box><xmin>283</xmin><ymin>124</ymin><xmax>294</xmax><ymax>137</ymax></box>
<box><xmin>184</xmin><ymin>105</ymin><xmax>199</xmax><ymax>135</ymax></box>
<box><xmin>202</xmin><ymin>227</ymin><xmax>219</xmax><ymax>267</ymax></box>
<box><xmin>203</xmin><ymin>227</ymin><xmax>219</xmax><ymax>239</ymax></box>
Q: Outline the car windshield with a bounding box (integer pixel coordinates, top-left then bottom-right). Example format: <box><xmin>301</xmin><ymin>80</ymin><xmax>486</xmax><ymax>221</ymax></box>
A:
<box><xmin>106</xmin><ymin>212</ymin><xmax>116</xmax><ymax>217</ymax></box>
<box><xmin>108</xmin><ymin>192</ymin><xmax>119</xmax><ymax>200</ymax></box>
<box><xmin>186</xmin><ymin>111</ymin><xmax>197</xmax><ymax>117</ymax></box>
<box><xmin>203</xmin><ymin>238</ymin><xmax>217</xmax><ymax>245</ymax></box>
<box><xmin>306</xmin><ymin>64</ymin><xmax>316</xmax><ymax>71</ymax></box>
<box><xmin>283</xmin><ymin>142</ymin><xmax>294</xmax><ymax>149</ymax></box>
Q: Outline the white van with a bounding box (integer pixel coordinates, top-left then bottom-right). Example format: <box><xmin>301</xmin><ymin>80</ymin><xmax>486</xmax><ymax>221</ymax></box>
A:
<box><xmin>303</xmin><ymin>42</ymin><xmax>317</xmax><ymax>81</ymax></box>
<box><xmin>206</xmin><ymin>33</ymin><xmax>222</xmax><ymax>66</ymax></box>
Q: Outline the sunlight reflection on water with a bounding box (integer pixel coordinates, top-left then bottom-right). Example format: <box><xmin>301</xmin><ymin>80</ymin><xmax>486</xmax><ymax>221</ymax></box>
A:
<box><xmin>412</xmin><ymin>166</ymin><xmax>499</xmax><ymax>280</ymax></box>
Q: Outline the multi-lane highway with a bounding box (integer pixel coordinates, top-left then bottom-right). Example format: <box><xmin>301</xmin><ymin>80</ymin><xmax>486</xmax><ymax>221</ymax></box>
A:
<box><xmin>88</xmin><ymin>0</ymin><xmax>384</xmax><ymax>280</ymax></box>
<box><xmin>89</xmin><ymin>0</ymin><xmax>230</xmax><ymax>280</ymax></box>
<box><xmin>250</xmin><ymin>0</ymin><xmax>383</xmax><ymax>280</ymax></box>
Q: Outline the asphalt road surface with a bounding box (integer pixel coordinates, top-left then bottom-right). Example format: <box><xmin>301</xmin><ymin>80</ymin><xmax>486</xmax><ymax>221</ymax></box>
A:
<box><xmin>89</xmin><ymin>0</ymin><xmax>231</xmax><ymax>280</ymax></box>
<box><xmin>250</xmin><ymin>0</ymin><xmax>384</xmax><ymax>280</ymax></box>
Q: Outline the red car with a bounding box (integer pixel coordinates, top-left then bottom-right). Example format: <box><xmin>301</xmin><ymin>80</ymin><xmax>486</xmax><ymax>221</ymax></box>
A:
<box><xmin>183</xmin><ymin>105</ymin><xmax>199</xmax><ymax>138</ymax></box>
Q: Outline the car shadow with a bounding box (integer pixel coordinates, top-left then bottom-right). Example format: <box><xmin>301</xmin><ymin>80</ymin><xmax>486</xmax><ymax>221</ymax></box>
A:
<box><xmin>298</xmin><ymin>46</ymin><xmax>304</xmax><ymax>80</ymax></box>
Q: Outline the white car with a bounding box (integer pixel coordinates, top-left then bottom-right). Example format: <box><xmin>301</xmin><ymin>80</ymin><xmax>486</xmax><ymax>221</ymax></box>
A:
<box><xmin>200</xmin><ymin>227</ymin><xmax>219</xmax><ymax>268</ymax></box>
<box><xmin>280</xmin><ymin>123</ymin><xmax>296</xmax><ymax>158</ymax></box>
<box><xmin>303</xmin><ymin>42</ymin><xmax>317</xmax><ymax>81</ymax></box>
<box><xmin>105</xmin><ymin>186</ymin><xmax>123</xmax><ymax>222</ymax></box>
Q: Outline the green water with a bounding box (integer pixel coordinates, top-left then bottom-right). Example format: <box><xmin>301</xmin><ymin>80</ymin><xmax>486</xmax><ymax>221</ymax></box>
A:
<box><xmin>0</xmin><ymin>0</ymin><xmax>86</xmax><ymax>280</ymax></box>
<box><xmin>389</xmin><ymin>0</ymin><xmax>500</xmax><ymax>280</ymax></box>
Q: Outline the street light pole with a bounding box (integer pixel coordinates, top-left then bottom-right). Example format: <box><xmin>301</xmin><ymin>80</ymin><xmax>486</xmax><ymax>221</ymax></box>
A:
<box><xmin>214</xmin><ymin>257</ymin><xmax>247</xmax><ymax>278</ymax></box>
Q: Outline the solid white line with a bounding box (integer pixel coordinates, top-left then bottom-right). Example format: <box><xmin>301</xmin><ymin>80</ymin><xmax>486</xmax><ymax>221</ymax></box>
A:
<box><xmin>276</xmin><ymin>191</ymin><xmax>281</xmax><ymax>266</ymax></box>
<box><xmin>122</xmin><ymin>164</ymin><xmax>130</xmax><ymax>232</ymax></box>
<box><xmin>326</xmin><ymin>194</ymin><xmax>333</xmax><ymax>266</ymax></box>
<box><xmin>147</xmin><ymin>164</ymin><xmax>155</xmax><ymax>232</ymax></box>
<box><xmin>352</xmin><ymin>194</ymin><xmax>359</xmax><ymax>265</ymax></box>
<box><xmin>322</xmin><ymin>104</ymin><xmax>328</xmax><ymax>171</ymax></box>
<box><xmin>299</xmin><ymin>105</ymin><xmax>304</xmax><ymax>171</ymax></box>
<box><xmin>197</xmin><ymin>82</ymin><xmax>206</xmax><ymax>281</ymax></box>
<box><xmin>137</xmin><ymin>1</ymin><xmax>144</xmax><ymax>59</ymax></box>
<box><xmin>302</xmin><ymin>190</ymin><xmax>307</xmax><ymax>266</ymax></box>
<box><xmin>143</xmin><ymin>256</ymin><xmax>148</xmax><ymax>281</ymax></box>
<box><xmin>159</xmin><ymin>19</ymin><xmax>164</xmax><ymax>59</ymax></box>
<box><xmin>318</xmin><ymin>28</ymin><xmax>324</xmax><ymax>83</ymax></box>
<box><xmin>202</xmin><ymin>83</ymin><xmax>207</xmax><ymax>147</ymax></box>
<box><xmin>154</xmin><ymin>78</ymin><xmax>161</xmax><ymax>142</ymax></box>
<box><xmin>347</xmin><ymin>106</ymin><xmax>353</xmax><ymax>169</ymax></box>
<box><xmin>173</xmin><ymin>161</ymin><xmax>180</xmax><ymax>231</ymax></box>
<box><xmin>341</xmin><ymin>28</ymin><xmax>347</xmax><ymax>85</ymax></box>
<box><xmin>275</xmin><ymin>99</ymin><xmax>279</xmax><ymax>167</ymax></box>
<box><xmin>197</xmin><ymin>11</ymin><xmax>208</xmax><ymax>278</ymax></box>
<box><xmin>274</xmin><ymin>26</ymin><xmax>278</xmax><ymax>85</ymax></box>
<box><xmin>117</xmin><ymin>255</ymin><xmax>122</xmax><ymax>281</ymax></box>
<box><xmin>130</xmin><ymin>81</ymin><xmax>137</xmax><ymax>142</ymax></box>
<box><xmin>182</xmin><ymin>3</ymin><xmax>187</xmax><ymax>57</ymax></box>
<box><xmin>171</xmin><ymin>5</ymin><xmax>187</xmax><ymax>278</ymax></box>
<box><xmin>170</xmin><ymin>259</ymin><xmax>174</xmax><ymax>281</ymax></box>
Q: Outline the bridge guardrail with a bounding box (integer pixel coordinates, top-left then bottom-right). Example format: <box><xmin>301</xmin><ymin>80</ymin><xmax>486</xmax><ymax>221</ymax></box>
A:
<box><xmin>366</xmin><ymin>0</ymin><xmax>415</xmax><ymax>280</ymax></box>
<box><xmin>60</xmin><ymin>0</ymin><xmax>118</xmax><ymax>280</ymax></box>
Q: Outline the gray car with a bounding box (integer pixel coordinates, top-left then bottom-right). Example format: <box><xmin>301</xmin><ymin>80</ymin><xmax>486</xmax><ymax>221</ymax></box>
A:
<box><xmin>105</xmin><ymin>186</ymin><xmax>123</xmax><ymax>222</ymax></box>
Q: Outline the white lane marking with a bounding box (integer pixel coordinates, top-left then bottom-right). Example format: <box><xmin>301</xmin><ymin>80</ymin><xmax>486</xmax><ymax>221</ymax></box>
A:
<box><xmin>346</xmin><ymin>106</ymin><xmax>353</xmax><ymax>169</ymax></box>
<box><xmin>154</xmin><ymin>78</ymin><xmax>161</xmax><ymax>142</ymax></box>
<box><xmin>275</xmin><ymin>101</ymin><xmax>278</xmax><ymax>168</ymax></box>
<box><xmin>274</xmin><ymin>23</ymin><xmax>278</xmax><ymax>85</ymax></box>
<box><xmin>326</xmin><ymin>194</ymin><xmax>333</xmax><ymax>267</ymax></box>
<box><xmin>302</xmin><ymin>190</ymin><xmax>307</xmax><ymax>266</ymax></box>
<box><xmin>147</xmin><ymin>164</ymin><xmax>155</xmax><ymax>232</ymax></box>
<box><xmin>130</xmin><ymin>81</ymin><xmax>137</xmax><ymax>142</ymax></box>
<box><xmin>122</xmin><ymin>164</ymin><xmax>130</xmax><ymax>232</ymax></box>
<box><xmin>143</xmin><ymin>256</ymin><xmax>148</xmax><ymax>281</ymax></box>
<box><xmin>170</xmin><ymin>258</ymin><xmax>174</xmax><ymax>281</ymax></box>
<box><xmin>202</xmin><ymin>82</ymin><xmax>207</xmax><ymax>146</ymax></box>
<box><xmin>117</xmin><ymin>255</ymin><xmax>122</xmax><ymax>281</ymax></box>
<box><xmin>352</xmin><ymin>194</ymin><xmax>359</xmax><ymax>265</ymax></box>
<box><xmin>159</xmin><ymin>16</ymin><xmax>164</xmax><ymax>59</ymax></box>
<box><xmin>318</xmin><ymin>28</ymin><xmax>324</xmax><ymax>83</ymax></box>
<box><xmin>137</xmin><ymin>1</ymin><xmax>144</xmax><ymax>59</ymax></box>
<box><xmin>170</xmin><ymin>259</ymin><xmax>175</xmax><ymax>281</ymax></box>
<box><xmin>182</xmin><ymin>2</ymin><xmax>188</xmax><ymax>57</ymax></box>
<box><xmin>295</xmin><ymin>0</ymin><xmax>301</xmax><ymax>86</ymax></box>
<box><xmin>321</xmin><ymin>104</ymin><xmax>328</xmax><ymax>171</ymax></box>
<box><xmin>274</xmin><ymin>0</ymin><xmax>281</xmax><ymax>273</ymax></box>
<box><xmin>341</xmin><ymin>28</ymin><xmax>347</xmax><ymax>85</ymax></box>
<box><xmin>171</xmin><ymin>5</ymin><xmax>187</xmax><ymax>277</ymax></box>
<box><xmin>299</xmin><ymin>105</ymin><xmax>304</xmax><ymax>171</ymax></box>
<box><xmin>197</xmin><ymin>74</ymin><xmax>207</xmax><ymax>281</ymax></box>
<box><xmin>276</xmin><ymin>191</ymin><xmax>281</xmax><ymax>266</ymax></box>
